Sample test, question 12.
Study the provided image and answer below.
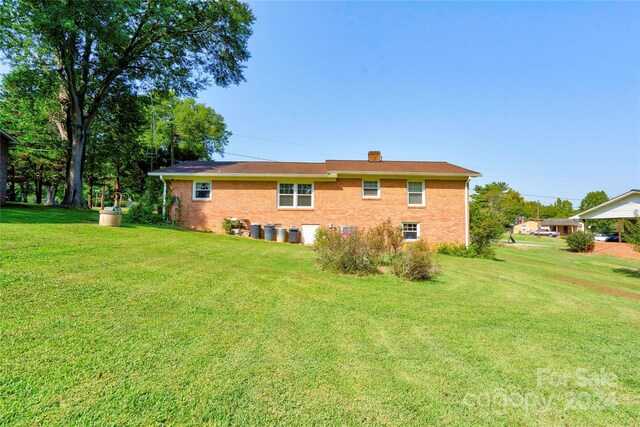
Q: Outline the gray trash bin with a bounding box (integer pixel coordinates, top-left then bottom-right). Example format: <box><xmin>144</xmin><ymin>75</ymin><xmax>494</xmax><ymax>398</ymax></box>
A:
<box><xmin>250</xmin><ymin>223</ymin><xmax>261</xmax><ymax>239</ymax></box>
<box><xmin>264</xmin><ymin>224</ymin><xmax>275</xmax><ymax>241</ymax></box>
<box><xmin>276</xmin><ymin>227</ymin><xmax>286</xmax><ymax>243</ymax></box>
<box><xmin>288</xmin><ymin>226</ymin><xmax>299</xmax><ymax>243</ymax></box>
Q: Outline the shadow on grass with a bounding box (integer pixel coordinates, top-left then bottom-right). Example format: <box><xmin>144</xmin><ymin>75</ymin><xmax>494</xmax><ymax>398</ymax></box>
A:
<box><xmin>0</xmin><ymin>203</ymin><xmax>99</xmax><ymax>224</ymax></box>
<box><xmin>613</xmin><ymin>268</ymin><xmax>640</xmax><ymax>279</ymax></box>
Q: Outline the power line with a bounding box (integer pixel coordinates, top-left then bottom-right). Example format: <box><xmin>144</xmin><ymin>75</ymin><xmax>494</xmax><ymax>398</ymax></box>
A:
<box><xmin>223</xmin><ymin>151</ymin><xmax>278</xmax><ymax>162</ymax></box>
<box><xmin>520</xmin><ymin>194</ymin><xmax>582</xmax><ymax>201</ymax></box>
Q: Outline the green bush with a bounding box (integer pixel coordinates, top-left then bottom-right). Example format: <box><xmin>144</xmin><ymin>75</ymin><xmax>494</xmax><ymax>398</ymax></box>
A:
<box><xmin>436</xmin><ymin>242</ymin><xmax>478</xmax><ymax>258</ymax></box>
<box><xmin>221</xmin><ymin>218</ymin><xmax>234</xmax><ymax>234</ymax></box>
<box><xmin>469</xmin><ymin>206</ymin><xmax>505</xmax><ymax>259</ymax></box>
<box><xmin>623</xmin><ymin>214</ymin><xmax>640</xmax><ymax>252</ymax></box>
<box><xmin>391</xmin><ymin>241</ymin><xmax>439</xmax><ymax>281</ymax></box>
<box><xmin>365</xmin><ymin>219</ymin><xmax>403</xmax><ymax>264</ymax></box>
<box><xmin>125</xmin><ymin>203</ymin><xmax>163</xmax><ymax>224</ymax></box>
<box><xmin>566</xmin><ymin>231</ymin><xmax>595</xmax><ymax>253</ymax></box>
<box><xmin>314</xmin><ymin>227</ymin><xmax>377</xmax><ymax>275</ymax></box>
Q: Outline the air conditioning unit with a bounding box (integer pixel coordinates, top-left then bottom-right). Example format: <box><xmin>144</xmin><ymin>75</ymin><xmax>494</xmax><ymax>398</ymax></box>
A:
<box><xmin>339</xmin><ymin>225</ymin><xmax>356</xmax><ymax>235</ymax></box>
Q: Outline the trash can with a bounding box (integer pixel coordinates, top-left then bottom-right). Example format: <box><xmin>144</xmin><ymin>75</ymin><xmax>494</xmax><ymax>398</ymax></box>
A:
<box><xmin>276</xmin><ymin>227</ymin><xmax>286</xmax><ymax>243</ymax></box>
<box><xmin>250</xmin><ymin>223</ymin><xmax>261</xmax><ymax>239</ymax></box>
<box><xmin>264</xmin><ymin>224</ymin><xmax>275</xmax><ymax>241</ymax></box>
<box><xmin>288</xmin><ymin>226</ymin><xmax>299</xmax><ymax>243</ymax></box>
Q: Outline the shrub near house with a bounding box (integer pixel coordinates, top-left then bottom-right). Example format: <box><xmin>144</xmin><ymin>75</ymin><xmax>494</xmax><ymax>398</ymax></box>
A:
<box><xmin>566</xmin><ymin>231</ymin><xmax>596</xmax><ymax>253</ymax></box>
<box><xmin>313</xmin><ymin>222</ymin><xmax>439</xmax><ymax>281</ymax></box>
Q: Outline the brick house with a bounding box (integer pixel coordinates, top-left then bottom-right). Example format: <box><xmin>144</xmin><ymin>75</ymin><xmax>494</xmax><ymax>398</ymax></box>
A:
<box><xmin>149</xmin><ymin>151</ymin><xmax>481</xmax><ymax>244</ymax></box>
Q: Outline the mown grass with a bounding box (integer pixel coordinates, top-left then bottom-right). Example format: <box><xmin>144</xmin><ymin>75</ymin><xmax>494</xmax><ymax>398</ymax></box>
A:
<box><xmin>1</xmin><ymin>203</ymin><xmax>639</xmax><ymax>426</ymax></box>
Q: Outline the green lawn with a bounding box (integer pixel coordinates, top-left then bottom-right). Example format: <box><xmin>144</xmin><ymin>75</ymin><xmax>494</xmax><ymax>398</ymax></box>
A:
<box><xmin>1</xmin><ymin>203</ymin><xmax>639</xmax><ymax>426</ymax></box>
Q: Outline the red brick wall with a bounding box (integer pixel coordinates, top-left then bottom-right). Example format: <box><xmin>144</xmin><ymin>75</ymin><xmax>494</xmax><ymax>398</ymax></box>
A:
<box><xmin>167</xmin><ymin>178</ymin><xmax>468</xmax><ymax>244</ymax></box>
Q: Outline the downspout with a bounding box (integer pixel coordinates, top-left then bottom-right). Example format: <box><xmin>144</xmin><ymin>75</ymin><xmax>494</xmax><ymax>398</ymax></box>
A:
<box><xmin>465</xmin><ymin>177</ymin><xmax>470</xmax><ymax>247</ymax></box>
<box><xmin>160</xmin><ymin>175</ymin><xmax>167</xmax><ymax>221</ymax></box>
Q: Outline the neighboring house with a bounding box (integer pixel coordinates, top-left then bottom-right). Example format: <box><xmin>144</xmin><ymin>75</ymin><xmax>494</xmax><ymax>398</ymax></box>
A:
<box><xmin>572</xmin><ymin>189</ymin><xmax>640</xmax><ymax>242</ymax></box>
<box><xmin>513</xmin><ymin>218</ymin><xmax>542</xmax><ymax>234</ymax></box>
<box><xmin>149</xmin><ymin>151</ymin><xmax>481</xmax><ymax>245</ymax></box>
<box><xmin>540</xmin><ymin>218</ymin><xmax>584</xmax><ymax>235</ymax></box>
<box><xmin>0</xmin><ymin>129</ymin><xmax>19</xmax><ymax>205</ymax></box>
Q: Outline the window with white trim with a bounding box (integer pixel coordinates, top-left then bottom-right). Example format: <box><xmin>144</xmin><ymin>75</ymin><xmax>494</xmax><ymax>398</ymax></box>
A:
<box><xmin>278</xmin><ymin>183</ymin><xmax>314</xmax><ymax>208</ymax></box>
<box><xmin>402</xmin><ymin>222</ymin><xmax>420</xmax><ymax>240</ymax></box>
<box><xmin>193</xmin><ymin>181</ymin><xmax>212</xmax><ymax>200</ymax></box>
<box><xmin>362</xmin><ymin>180</ymin><xmax>380</xmax><ymax>198</ymax></box>
<box><xmin>407</xmin><ymin>181</ymin><xmax>425</xmax><ymax>206</ymax></box>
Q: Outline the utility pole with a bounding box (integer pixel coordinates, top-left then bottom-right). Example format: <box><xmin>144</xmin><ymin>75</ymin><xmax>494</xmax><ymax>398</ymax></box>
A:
<box><xmin>537</xmin><ymin>200</ymin><xmax>541</xmax><ymax>232</ymax></box>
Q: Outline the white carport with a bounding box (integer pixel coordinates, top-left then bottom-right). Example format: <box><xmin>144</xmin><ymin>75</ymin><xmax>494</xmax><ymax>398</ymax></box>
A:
<box><xmin>572</xmin><ymin>189</ymin><xmax>640</xmax><ymax>242</ymax></box>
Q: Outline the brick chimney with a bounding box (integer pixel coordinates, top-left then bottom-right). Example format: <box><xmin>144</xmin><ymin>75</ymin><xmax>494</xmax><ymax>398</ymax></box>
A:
<box><xmin>368</xmin><ymin>151</ymin><xmax>382</xmax><ymax>162</ymax></box>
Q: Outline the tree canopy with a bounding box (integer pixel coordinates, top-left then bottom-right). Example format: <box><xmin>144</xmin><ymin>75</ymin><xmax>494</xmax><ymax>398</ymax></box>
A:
<box><xmin>0</xmin><ymin>0</ymin><xmax>254</xmax><ymax>207</ymax></box>
<box><xmin>579</xmin><ymin>191</ymin><xmax>609</xmax><ymax>212</ymax></box>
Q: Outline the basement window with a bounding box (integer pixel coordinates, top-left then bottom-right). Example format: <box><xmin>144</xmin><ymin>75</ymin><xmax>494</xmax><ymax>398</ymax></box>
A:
<box><xmin>362</xmin><ymin>180</ymin><xmax>380</xmax><ymax>198</ymax></box>
<box><xmin>407</xmin><ymin>181</ymin><xmax>425</xmax><ymax>206</ymax></box>
<box><xmin>402</xmin><ymin>222</ymin><xmax>420</xmax><ymax>241</ymax></box>
<box><xmin>193</xmin><ymin>181</ymin><xmax>212</xmax><ymax>200</ymax></box>
<box><xmin>278</xmin><ymin>183</ymin><xmax>314</xmax><ymax>208</ymax></box>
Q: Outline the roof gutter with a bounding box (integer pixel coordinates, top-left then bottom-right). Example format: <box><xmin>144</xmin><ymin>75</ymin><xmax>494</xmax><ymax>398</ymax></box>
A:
<box><xmin>148</xmin><ymin>171</ymin><xmax>482</xmax><ymax>178</ymax></box>
<box><xmin>159</xmin><ymin>175</ymin><xmax>167</xmax><ymax>221</ymax></box>
<box><xmin>148</xmin><ymin>171</ymin><xmax>338</xmax><ymax>178</ymax></box>
<box><xmin>327</xmin><ymin>170</ymin><xmax>482</xmax><ymax>177</ymax></box>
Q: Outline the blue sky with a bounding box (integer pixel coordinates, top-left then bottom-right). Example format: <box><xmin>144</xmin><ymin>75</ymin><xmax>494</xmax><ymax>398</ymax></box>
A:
<box><xmin>1</xmin><ymin>1</ymin><xmax>638</xmax><ymax>203</ymax></box>
<box><xmin>200</xmin><ymin>1</ymin><xmax>639</xmax><ymax>204</ymax></box>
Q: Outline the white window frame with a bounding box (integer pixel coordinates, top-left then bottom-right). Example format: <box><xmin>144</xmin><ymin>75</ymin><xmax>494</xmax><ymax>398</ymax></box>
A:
<box><xmin>192</xmin><ymin>181</ymin><xmax>212</xmax><ymax>201</ymax></box>
<box><xmin>277</xmin><ymin>182</ymin><xmax>314</xmax><ymax>209</ymax></box>
<box><xmin>407</xmin><ymin>181</ymin><xmax>425</xmax><ymax>207</ymax></box>
<box><xmin>402</xmin><ymin>222</ymin><xmax>420</xmax><ymax>241</ymax></box>
<box><xmin>362</xmin><ymin>179</ymin><xmax>380</xmax><ymax>199</ymax></box>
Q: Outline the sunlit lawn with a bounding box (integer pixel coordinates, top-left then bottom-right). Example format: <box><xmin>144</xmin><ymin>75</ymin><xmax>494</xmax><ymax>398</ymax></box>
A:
<box><xmin>1</xmin><ymin>203</ymin><xmax>639</xmax><ymax>425</ymax></box>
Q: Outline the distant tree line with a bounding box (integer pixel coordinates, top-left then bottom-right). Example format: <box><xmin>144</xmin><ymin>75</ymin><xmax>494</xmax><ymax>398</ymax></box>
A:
<box><xmin>1</xmin><ymin>81</ymin><xmax>230</xmax><ymax>208</ymax></box>
<box><xmin>471</xmin><ymin>183</ymin><xmax>614</xmax><ymax>234</ymax></box>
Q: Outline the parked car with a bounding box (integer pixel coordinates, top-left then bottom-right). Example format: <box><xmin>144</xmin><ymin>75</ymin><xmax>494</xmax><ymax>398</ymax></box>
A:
<box><xmin>593</xmin><ymin>233</ymin><xmax>609</xmax><ymax>242</ymax></box>
<box><xmin>530</xmin><ymin>229</ymin><xmax>561</xmax><ymax>237</ymax></box>
<box><xmin>604</xmin><ymin>235</ymin><xmax>626</xmax><ymax>243</ymax></box>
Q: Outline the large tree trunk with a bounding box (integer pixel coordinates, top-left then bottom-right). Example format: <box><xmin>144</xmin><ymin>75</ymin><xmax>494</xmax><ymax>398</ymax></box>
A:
<box><xmin>62</xmin><ymin>126</ymin><xmax>86</xmax><ymax>208</ymax></box>
<box><xmin>45</xmin><ymin>185</ymin><xmax>58</xmax><ymax>205</ymax></box>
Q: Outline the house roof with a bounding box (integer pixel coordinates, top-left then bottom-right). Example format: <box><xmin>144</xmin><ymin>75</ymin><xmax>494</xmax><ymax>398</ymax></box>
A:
<box><xmin>572</xmin><ymin>189</ymin><xmax>640</xmax><ymax>220</ymax></box>
<box><xmin>149</xmin><ymin>159</ymin><xmax>481</xmax><ymax>178</ymax></box>
<box><xmin>0</xmin><ymin>129</ymin><xmax>19</xmax><ymax>145</ymax></box>
<box><xmin>540</xmin><ymin>218</ymin><xmax>583</xmax><ymax>227</ymax></box>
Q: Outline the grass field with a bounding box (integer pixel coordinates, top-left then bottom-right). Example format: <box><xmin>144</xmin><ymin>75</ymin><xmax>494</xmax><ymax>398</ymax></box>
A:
<box><xmin>1</xmin><ymin>203</ymin><xmax>639</xmax><ymax>426</ymax></box>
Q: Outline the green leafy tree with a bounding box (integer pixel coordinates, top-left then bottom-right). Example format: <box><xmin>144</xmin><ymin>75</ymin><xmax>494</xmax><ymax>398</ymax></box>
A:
<box><xmin>579</xmin><ymin>191</ymin><xmax>613</xmax><ymax>234</ymax></box>
<box><xmin>551</xmin><ymin>198</ymin><xmax>574</xmax><ymax>218</ymax></box>
<box><xmin>0</xmin><ymin>0</ymin><xmax>254</xmax><ymax>207</ymax></box>
<box><xmin>86</xmin><ymin>85</ymin><xmax>147</xmax><ymax>206</ymax></box>
<box><xmin>623</xmin><ymin>214</ymin><xmax>640</xmax><ymax>252</ymax></box>
<box><xmin>472</xmin><ymin>182</ymin><xmax>510</xmax><ymax>213</ymax></box>
<box><xmin>0</xmin><ymin>68</ymin><xmax>66</xmax><ymax>203</ymax></box>
<box><xmin>173</xmin><ymin>98</ymin><xmax>230</xmax><ymax>160</ymax></box>
<box><xmin>139</xmin><ymin>92</ymin><xmax>231</xmax><ymax>166</ymax></box>
<box><xmin>579</xmin><ymin>191</ymin><xmax>609</xmax><ymax>211</ymax></box>
<box><xmin>469</xmin><ymin>202</ymin><xmax>506</xmax><ymax>258</ymax></box>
